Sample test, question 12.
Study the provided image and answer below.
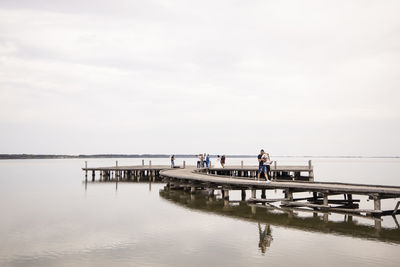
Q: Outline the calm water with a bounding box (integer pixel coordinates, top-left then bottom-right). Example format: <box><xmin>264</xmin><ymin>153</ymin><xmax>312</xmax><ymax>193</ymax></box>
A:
<box><xmin>0</xmin><ymin>157</ymin><xmax>400</xmax><ymax>266</ymax></box>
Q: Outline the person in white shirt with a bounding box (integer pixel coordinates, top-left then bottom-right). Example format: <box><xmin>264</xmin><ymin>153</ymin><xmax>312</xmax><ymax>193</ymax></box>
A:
<box><xmin>262</xmin><ymin>153</ymin><xmax>272</xmax><ymax>181</ymax></box>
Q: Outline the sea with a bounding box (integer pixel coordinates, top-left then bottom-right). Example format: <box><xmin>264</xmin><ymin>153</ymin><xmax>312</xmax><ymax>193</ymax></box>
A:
<box><xmin>0</xmin><ymin>157</ymin><xmax>399</xmax><ymax>266</ymax></box>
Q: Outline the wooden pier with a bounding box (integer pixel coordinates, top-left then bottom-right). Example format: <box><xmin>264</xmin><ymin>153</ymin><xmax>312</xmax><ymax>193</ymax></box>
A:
<box><xmin>82</xmin><ymin>160</ymin><xmax>179</xmax><ymax>182</ymax></box>
<box><xmin>160</xmin><ymin>168</ymin><xmax>400</xmax><ymax>220</ymax></box>
<box><xmin>82</xmin><ymin>160</ymin><xmax>400</xmax><ymax>219</ymax></box>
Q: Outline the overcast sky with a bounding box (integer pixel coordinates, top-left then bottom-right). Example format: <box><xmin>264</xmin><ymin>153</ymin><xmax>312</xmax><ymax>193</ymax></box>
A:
<box><xmin>0</xmin><ymin>0</ymin><xmax>399</xmax><ymax>156</ymax></box>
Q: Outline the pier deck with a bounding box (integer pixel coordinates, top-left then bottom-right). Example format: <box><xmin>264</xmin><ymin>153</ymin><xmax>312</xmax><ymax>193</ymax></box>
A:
<box><xmin>159</xmin><ymin>167</ymin><xmax>400</xmax><ymax>219</ymax></box>
<box><xmin>161</xmin><ymin>167</ymin><xmax>400</xmax><ymax>196</ymax></box>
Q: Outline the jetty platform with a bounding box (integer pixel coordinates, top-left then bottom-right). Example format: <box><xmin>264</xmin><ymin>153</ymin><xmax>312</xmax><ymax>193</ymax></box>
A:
<box><xmin>82</xmin><ymin>160</ymin><xmax>400</xmax><ymax>220</ymax></box>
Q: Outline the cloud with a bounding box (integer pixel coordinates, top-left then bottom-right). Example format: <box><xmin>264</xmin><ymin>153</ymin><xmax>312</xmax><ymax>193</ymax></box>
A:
<box><xmin>0</xmin><ymin>1</ymin><xmax>399</xmax><ymax>155</ymax></box>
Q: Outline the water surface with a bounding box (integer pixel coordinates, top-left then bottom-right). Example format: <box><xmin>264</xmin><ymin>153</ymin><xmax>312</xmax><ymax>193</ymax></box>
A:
<box><xmin>0</xmin><ymin>157</ymin><xmax>399</xmax><ymax>266</ymax></box>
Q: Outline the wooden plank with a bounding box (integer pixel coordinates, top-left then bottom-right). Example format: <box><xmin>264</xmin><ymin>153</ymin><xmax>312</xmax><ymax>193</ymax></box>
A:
<box><xmin>282</xmin><ymin>201</ymin><xmax>329</xmax><ymax>209</ymax></box>
<box><xmin>247</xmin><ymin>197</ymin><xmax>289</xmax><ymax>203</ymax></box>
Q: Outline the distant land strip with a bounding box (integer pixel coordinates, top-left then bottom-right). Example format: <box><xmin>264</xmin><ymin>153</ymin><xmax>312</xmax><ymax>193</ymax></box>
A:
<box><xmin>0</xmin><ymin>154</ymin><xmax>399</xmax><ymax>160</ymax></box>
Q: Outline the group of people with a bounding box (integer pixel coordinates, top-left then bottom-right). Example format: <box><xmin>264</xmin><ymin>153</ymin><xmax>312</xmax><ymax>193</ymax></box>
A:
<box><xmin>257</xmin><ymin>149</ymin><xmax>272</xmax><ymax>182</ymax></box>
<box><xmin>197</xmin><ymin>153</ymin><xmax>210</xmax><ymax>168</ymax></box>
<box><xmin>170</xmin><ymin>154</ymin><xmax>227</xmax><ymax>169</ymax></box>
<box><xmin>172</xmin><ymin>151</ymin><xmax>272</xmax><ymax>178</ymax></box>
<box><xmin>196</xmin><ymin>154</ymin><xmax>226</xmax><ymax>168</ymax></box>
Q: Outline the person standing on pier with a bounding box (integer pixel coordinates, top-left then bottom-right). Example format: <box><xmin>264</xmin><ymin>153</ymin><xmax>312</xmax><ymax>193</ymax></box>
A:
<box><xmin>263</xmin><ymin>153</ymin><xmax>272</xmax><ymax>181</ymax></box>
<box><xmin>170</xmin><ymin>155</ymin><xmax>175</xmax><ymax>168</ymax></box>
<box><xmin>220</xmin><ymin>155</ymin><xmax>226</xmax><ymax>168</ymax></box>
<box><xmin>257</xmin><ymin>149</ymin><xmax>267</xmax><ymax>181</ymax></box>
<box><xmin>197</xmin><ymin>154</ymin><xmax>201</xmax><ymax>168</ymax></box>
<box><xmin>206</xmin><ymin>154</ymin><xmax>210</xmax><ymax>168</ymax></box>
<box><xmin>200</xmin><ymin>153</ymin><xmax>205</xmax><ymax>168</ymax></box>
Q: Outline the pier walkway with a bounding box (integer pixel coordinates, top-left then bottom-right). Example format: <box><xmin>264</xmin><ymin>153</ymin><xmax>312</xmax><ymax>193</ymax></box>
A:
<box><xmin>160</xmin><ymin>167</ymin><xmax>400</xmax><ymax>219</ymax></box>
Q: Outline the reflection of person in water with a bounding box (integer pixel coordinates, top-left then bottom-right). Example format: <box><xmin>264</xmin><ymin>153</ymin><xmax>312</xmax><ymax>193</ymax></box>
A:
<box><xmin>258</xmin><ymin>223</ymin><xmax>273</xmax><ymax>254</ymax></box>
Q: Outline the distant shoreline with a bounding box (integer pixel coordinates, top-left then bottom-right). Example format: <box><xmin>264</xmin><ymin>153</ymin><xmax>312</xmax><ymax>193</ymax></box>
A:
<box><xmin>0</xmin><ymin>154</ymin><xmax>399</xmax><ymax>160</ymax></box>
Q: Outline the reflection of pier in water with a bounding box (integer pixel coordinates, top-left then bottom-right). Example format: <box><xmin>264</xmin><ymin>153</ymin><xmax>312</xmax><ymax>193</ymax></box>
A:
<box><xmin>159</xmin><ymin>188</ymin><xmax>400</xmax><ymax>245</ymax></box>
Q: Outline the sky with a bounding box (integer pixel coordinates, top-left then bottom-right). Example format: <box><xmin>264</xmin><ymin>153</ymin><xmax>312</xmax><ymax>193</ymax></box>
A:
<box><xmin>0</xmin><ymin>0</ymin><xmax>399</xmax><ymax>156</ymax></box>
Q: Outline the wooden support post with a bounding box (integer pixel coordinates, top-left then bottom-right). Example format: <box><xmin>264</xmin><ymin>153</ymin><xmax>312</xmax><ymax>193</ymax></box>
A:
<box><xmin>374</xmin><ymin>197</ymin><xmax>381</xmax><ymax>211</ymax></box>
<box><xmin>85</xmin><ymin>161</ymin><xmax>88</xmax><ymax>178</ymax></box>
<box><xmin>323</xmin><ymin>194</ymin><xmax>328</xmax><ymax>206</ymax></box>
<box><xmin>241</xmin><ymin>160</ymin><xmax>243</xmax><ymax>169</ymax></box>
<box><xmin>375</xmin><ymin>220</ymin><xmax>382</xmax><ymax>231</ymax></box>
<box><xmin>241</xmin><ymin>189</ymin><xmax>246</xmax><ymax>201</ymax></box>
<box><xmin>347</xmin><ymin>194</ymin><xmax>353</xmax><ymax>207</ymax></box>
<box><xmin>251</xmin><ymin>205</ymin><xmax>256</xmax><ymax>215</ymax></box>
<box><xmin>190</xmin><ymin>186</ymin><xmax>196</xmax><ymax>194</ymax></box>
<box><xmin>308</xmin><ymin>160</ymin><xmax>314</xmax><ymax>181</ymax></box>
<box><xmin>261</xmin><ymin>189</ymin><xmax>266</xmax><ymax>199</ymax></box>
<box><xmin>208</xmin><ymin>189</ymin><xmax>215</xmax><ymax>197</ymax></box>
<box><xmin>149</xmin><ymin>160</ymin><xmax>152</xmax><ymax>168</ymax></box>
<box><xmin>183</xmin><ymin>161</ymin><xmax>186</xmax><ymax>169</ymax></box>
<box><xmin>287</xmin><ymin>210</ymin><xmax>294</xmax><ymax>219</ymax></box>
<box><xmin>274</xmin><ymin>161</ymin><xmax>277</xmax><ymax>179</ymax></box>
<box><xmin>313</xmin><ymin>192</ymin><xmax>318</xmax><ymax>203</ymax></box>
<box><xmin>224</xmin><ymin>199</ymin><xmax>229</xmax><ymax>207</ymax></box>
<box><xmin>285</xmin><ymin>189</ymin><xmax>293</xmax><ymax>201</ymax></box>
<box><xmin>92</xmin><ymin>170</ymin><xmax>95</xmax><ymax>182</ymax></box>
<box><xmin>251</xmin><ymin>189</ymin><xmax>256</xmax><ymax>199</ymax></box>
<box><xmin>223</xmin><ymin>189</ymin><xmax>229</xmax><ymax>200</ymax></box>
<box><xmin>115</xmin><ymin>161</ymin><xmax>119</xmax><ymax>179</ymax></box>
<box><xmin>323</xmin><ymin>213</ymin><xmax>329</xmax><ymax>223</ymax></box>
